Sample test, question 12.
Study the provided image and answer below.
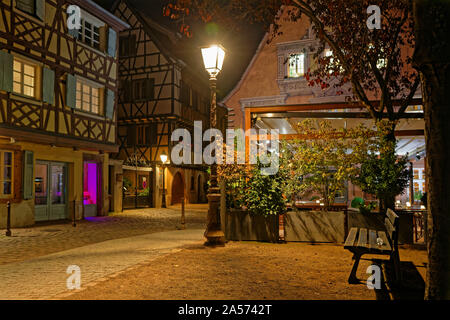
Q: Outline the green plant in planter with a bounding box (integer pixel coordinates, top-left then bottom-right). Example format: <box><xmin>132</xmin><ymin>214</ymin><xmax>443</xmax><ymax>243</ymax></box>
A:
<box><xmin>138</xmin><ymin>187</ymin><xmax>150</xmax><ymax>197</ymax></box>
<box><xmin>279</xmin><ymin>120</ymin><xmax>367</xmax><ymax>209</ymax></box>
<box><xmin>351</xmin><ymin>121</ymin><xmax>410</xmax><ymax>211</ymax></box>
<box><xmin>351</xmin><ymin>197</ymin><xmax>377</xmax><ymax>214</ymax></box>
<box><xmin>245</xmin><ymin>162</ymin><xmax>287</xmax><ymax>216</ymax></box>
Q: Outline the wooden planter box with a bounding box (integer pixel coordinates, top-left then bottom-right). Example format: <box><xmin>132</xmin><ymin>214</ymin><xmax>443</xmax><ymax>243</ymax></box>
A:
<box><xmin>225</xmin><ymin>210</ymin><xmax>279</xmax><ymax>243</ymax></box>
<box><xmin>284</xmin><ymin>211</ymin><xmax>346</xmax><ymax>243</ymax></box>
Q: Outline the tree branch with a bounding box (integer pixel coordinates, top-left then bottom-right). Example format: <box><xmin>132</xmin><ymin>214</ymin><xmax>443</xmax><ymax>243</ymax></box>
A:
<box><xmin>396</xmin><ymin>75</ymin><xmax>421</xmax><ymax>118</ymax></box>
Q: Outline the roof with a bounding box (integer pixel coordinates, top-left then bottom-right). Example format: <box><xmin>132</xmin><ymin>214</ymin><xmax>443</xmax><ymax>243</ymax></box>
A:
<box><xmin>94</xmin><ymin>0</ymin><xmax>266</xmax><ymax>99</ymax></box>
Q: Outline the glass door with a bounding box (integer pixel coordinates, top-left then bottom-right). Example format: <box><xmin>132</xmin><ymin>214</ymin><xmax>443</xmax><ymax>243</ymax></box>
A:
<box><xmin>34</xmin><ymin>161</ymin><xmax>67</xmax><ymax>222</ymax></box>
<box><xmin>35</xmin><ymin>162</ymin><xmax>49</xmax><ymax>221</ymax></box>
<box><xmin>83</xmin><ymin>161</ymin><xmax>99</xmax><ymax>217</ymax></box>
<box><xmin>49</xmin><ymin>164</ymin><xmax>67</xmax><ymax>220</ymax></box>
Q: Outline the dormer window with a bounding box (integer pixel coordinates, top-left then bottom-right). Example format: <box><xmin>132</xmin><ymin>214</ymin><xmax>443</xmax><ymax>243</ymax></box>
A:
<box><xmin>288</xmin><ymin>53</ymin><xmax>305</xmax><ymax>78</ymax></box>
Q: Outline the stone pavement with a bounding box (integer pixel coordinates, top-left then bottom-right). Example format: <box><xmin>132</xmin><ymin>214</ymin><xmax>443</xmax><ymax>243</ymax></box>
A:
<box><xmin>0</xmin><ymin>205</ymin><xmax>207</xmax><ymax>266</ymax></box>
<box><xmin>0</xmin><ymin>229</ymin><xmax>205</xmax><ymax>300</ymax></box>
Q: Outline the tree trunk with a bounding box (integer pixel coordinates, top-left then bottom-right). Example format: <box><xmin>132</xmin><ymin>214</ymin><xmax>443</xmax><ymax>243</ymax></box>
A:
<box><xmin>413</xmin><ymin>0</ymin><xmax>450</xmax><ymax>300</ymax></box>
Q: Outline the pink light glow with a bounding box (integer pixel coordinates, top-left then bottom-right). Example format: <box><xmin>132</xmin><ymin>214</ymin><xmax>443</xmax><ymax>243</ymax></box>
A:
<box><xmin>83</xmin><ymin>162</ymin><xmax>98</xmax><ymax>205</ymax></box>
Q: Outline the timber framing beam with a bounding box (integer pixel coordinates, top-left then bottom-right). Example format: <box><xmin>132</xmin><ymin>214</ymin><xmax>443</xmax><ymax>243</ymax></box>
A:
<box><xmin>0</xmin><ymin>126</ymin><xmax>119</xmax><ymax>153</ymax></box>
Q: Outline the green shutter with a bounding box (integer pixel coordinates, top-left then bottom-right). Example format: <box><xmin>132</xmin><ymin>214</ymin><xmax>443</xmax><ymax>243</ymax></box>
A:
<box><xmin>66</xmin><ymin>74</ymin><xmax>76</xmax><ymax>108</ymax></box>
<box><xmin>0</xmin><ymin>51</ymin><xmax>13</xmax><ymax>92</ymax></box>
<box><xmin>23</xmin><ymin>150</ymin><xmax>34</xmax><ymax>200</ymax></box>
<box><xmin>36</xmin><ymin>0</ymin><xmax>45</xmax><ymax>21</ymax></box>
<box><xmin>105</xmin><ymin>89</ymin><xmax>115</xmax><ymax>119</ymax></box>
<box><xmin>107</xmin><ymin>28</ymin><xmax>117</xmax><ymax>58</ymax></box>
<box><xmin>42</xmin><ymin>67</ymin><xmax>55</xmax><ymax>105</ymax></box>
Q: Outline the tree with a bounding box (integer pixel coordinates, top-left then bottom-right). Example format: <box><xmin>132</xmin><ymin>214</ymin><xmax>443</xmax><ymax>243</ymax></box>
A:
<box><xmin>279</xmin><ymin>120</ymin><xmax>370</xmax><ymax>209</ymax></box>
<box><xmin>351</xmin><ymin>121</ymin><xmax>411</xmax><ymax>212</ymax></box>
<box><xmin>413</xmin><ymin>0</ymin><xmax>450</xmax><ymax>300</ymax></box>
<box><xmin>164</xmin><ymin>0</ymin><xmax>420</xmax><ymax>209</ymax></box>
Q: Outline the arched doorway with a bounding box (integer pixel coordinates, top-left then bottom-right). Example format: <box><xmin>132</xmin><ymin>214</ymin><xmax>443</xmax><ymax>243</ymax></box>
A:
<box><xmin>171</xmin><ymin>172</ymin><xmax>184</xmax><ymax>205</ymax></box>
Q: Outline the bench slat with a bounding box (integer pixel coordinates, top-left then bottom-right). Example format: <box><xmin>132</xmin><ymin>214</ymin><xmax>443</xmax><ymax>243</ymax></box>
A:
<box><xmin>357</xmin><ymin>228</ymin><xmax>368</xmax><ymax>248</ymax></box>
<box><xmin>387</xmin><ymin>208</ymin><xmax>399</xmax><ymax>226</ymax></box>
<box><xmin>344</xmin><ymin>228</ymin><xmax>358</xmax><ymax>248</ymax></box>
<box><xmin>385</xmin><ymin>217</ymin><xmax>395</xmax><ymax>241</ymax></box>
<box><xmin>368</xmin><ymin>229</ymin><xmax>378</xmax><ymax>250</ymax></box>
<box><xmin>376</xmin><ymin>231</ymin><xmax>392</xmax><ymax>252</ymax></box>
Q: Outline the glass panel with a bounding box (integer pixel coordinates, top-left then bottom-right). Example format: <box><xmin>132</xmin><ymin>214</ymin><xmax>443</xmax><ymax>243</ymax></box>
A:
<box><xmin>51</xmin><ymin>165</ymin><xmax>65</xmax><ymax>205</ymax></box>
<box><xmin>24</xmin><ymin>64</ymin><xmax>35</xmax><ymax>76</ymax></box>
<box><xmin>83</xmin><ymin>162</ymin><xmax>98</xmax><ymax>205</ymax></box>
<box><xmin>35</xmin><ymin>163</ymin><xmax>48</xmax><ymax>205</ymax></box>
<box><xmin>4</xmin><ymin>167</ymin><xmax>11</xmax><ymax>180</ymax></box>
<box><xmin>13</xmin><ymin>82</ymin><xmax>21</xmax><ymax>94</ymax></box>
<box><xmin>24</xmin><ymin>75</ymin><xmax>34</xmax><ymax>86</ymax></box>
<box><xmin>13</xmin><ymin>60</ymin><xmax>21</xmax><ymax>72</ymax></box>
<box><xmin>289</xmin><ymin>53</ymin><xmax>305</xmax><ymax>78</ymax></box>
<box><xmin>4</xmin><ymin>152</ymin><xmax>12</xmax><ymax>165</ymax></box>
<box><xmin>3</xmin><ymin>182</ymin><xmax>11</xmax><ymax>195</ymax></box>
<box><xmin>13</xmin><ymin>71</ymin><xmax>21</xmax><ymax>82</ymax></box>
<box><xmin>23</xmin><ymin>86</ymin><xmax>34</xmax><ymax>97</ymax></box>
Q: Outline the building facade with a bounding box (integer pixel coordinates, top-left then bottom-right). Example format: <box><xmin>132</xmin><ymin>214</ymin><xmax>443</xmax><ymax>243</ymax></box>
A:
<box><xmin>111</xmin><ymin>0</ymin><xmax>227</xmax><ymax>209</ymax></box>
<box><xmin>0</xmin><ymin>0</ymin><xmax>128</xmax><ymax>227</ymax></box>
<box><xmin>221</xmin><ymin>10</ymin><xmax>425</xmax><ymax>207</ymax></box>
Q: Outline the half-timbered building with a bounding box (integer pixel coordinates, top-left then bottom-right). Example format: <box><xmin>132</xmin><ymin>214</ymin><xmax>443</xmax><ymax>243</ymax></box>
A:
<box><xmin>0</xmin><ymin>0</ymin><xmax>128</xmax><ymax>227</ymax></box>
<box><xmin>110</xmin><ymin>0</ymin><xmax>227</xmax><ymax>209</ymax></box>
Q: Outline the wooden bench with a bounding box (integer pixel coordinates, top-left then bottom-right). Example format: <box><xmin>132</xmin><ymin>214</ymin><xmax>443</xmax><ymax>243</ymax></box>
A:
<box><xmin>344</xmin><ymin>209</ymin><xmax>401</xmax><ymax>284</ymax></box>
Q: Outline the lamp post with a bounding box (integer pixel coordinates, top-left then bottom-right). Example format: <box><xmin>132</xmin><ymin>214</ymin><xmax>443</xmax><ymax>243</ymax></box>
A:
<box><xmin>201</xmin><ymin>44</ymin><xmax>226</xmax><ymax>246</ymax></box>
<box><xmin>160</xmin><ymin>151</ymin><xmax>168</xmax><ymax>208</ymax></box>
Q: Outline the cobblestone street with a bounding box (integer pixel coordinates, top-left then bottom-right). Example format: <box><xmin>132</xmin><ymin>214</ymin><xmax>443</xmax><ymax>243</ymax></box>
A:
<box><xmin>0</xmin><ymin>205</ymin><xmax>207</xmax><ymax>266</ymax></box>
<box><xmin>0</xmin><ymin>205</ymin><xmax>208</xmax><ymax>300</ymax></box>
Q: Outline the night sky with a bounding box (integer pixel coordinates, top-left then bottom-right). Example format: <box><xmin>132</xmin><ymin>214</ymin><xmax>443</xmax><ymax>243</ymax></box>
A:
<box><xmin>94</xmin><ymin>0</ymin><xmax>266</xmax><ymax>99</ymax></box>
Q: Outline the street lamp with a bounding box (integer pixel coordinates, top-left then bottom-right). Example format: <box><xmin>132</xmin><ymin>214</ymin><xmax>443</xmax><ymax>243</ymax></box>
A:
<box><xmin>201</xmin><ymin>44</ymin><xmax>226</xmax><ymax>246</ymax></box>
<box><xmin>160</xmin><ymin>151</ymin><xmax>168</xmax><ymax>208</ymax></box>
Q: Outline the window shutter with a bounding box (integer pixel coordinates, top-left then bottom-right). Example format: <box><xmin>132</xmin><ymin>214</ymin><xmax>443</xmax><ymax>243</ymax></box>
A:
<box><xmin>66</xmin><ymin>74</ymin><xmax>76</xmax><ymax>108</ymax></box>
<box><xmin>23</xmin><ymin>150</ymin><xmax>34</xmax><ymax>200</ymax></box>
<box><xmin>42</xmin><ymin>67</ymin><xmax>55</xmax><ymax>105</ymax></box>
<box><xmin>0</xmin><ymin>50</ymin><xmax>13</xmax><ymax>92</ymax></box>
<box><xmin>107</xmin><ymin>28</ymin><xmax>117</xmax><ymax>58</ymax></box>
<box><xmin>36</xmin><ymin>0</ymin><xmax>45</xmax><ymax>21</ymax></box>
<box><xmin>145</xmin><ymin>78</ymin><xmax>154</xmax><ymax>100</ymax></box>
<box><xmin>105</xmin><ymin>88</ymin><xmax>115</xmax><ymax>119</ymax></box>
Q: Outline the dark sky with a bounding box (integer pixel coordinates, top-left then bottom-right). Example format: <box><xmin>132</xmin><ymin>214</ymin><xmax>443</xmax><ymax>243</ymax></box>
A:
<box><xmin>94</xmin><ymin>0</ymin><xmax>266</xmax><ymax>99</ymax></box>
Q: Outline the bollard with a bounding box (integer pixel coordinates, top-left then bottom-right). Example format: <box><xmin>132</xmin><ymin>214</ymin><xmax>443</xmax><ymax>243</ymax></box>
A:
<box><xmin>72</xmin><ymin>199</ymin><xmax>77</xmax><ymax>227</ymax></box>
<box><xmin>6</xmin><ymin>201</ymin><xmax>11</xmax><ymax>237</ymax></box>
<box><xmin>181</xmin><ymin>197</ymin><xmax>185</xmax><ymax>230</ymax></box>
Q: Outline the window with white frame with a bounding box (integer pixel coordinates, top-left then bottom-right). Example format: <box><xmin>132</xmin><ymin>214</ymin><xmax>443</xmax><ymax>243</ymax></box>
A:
<box><xmin>288</xmin><ymin>53</ymin><xmax>305</xmax><ymax>78</ymax></box>
<box><xmin>13</xmin><ymin>58</ymin><xmax>37</xmax><ymax>98</ymax></box>
<box><xmin>0</xmin><ymin>150</ymin><xmax>13</xmax><ymax>198</ymax></box>
<box><xmin>77</xmin><ymin>19</ymin><xmax>101</xmax><ymax>50</ymax></box>
<box><xmin>76</xmin><ymin>80</ymin><xmax>102</xmax><ymax>114</ymax></box>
